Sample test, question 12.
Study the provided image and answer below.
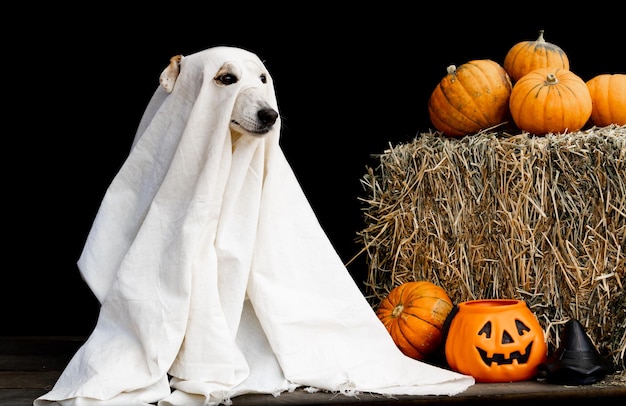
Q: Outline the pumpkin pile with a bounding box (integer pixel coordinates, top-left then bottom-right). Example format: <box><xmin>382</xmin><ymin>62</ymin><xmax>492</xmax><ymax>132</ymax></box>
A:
<box><xmin>362</xmin><ymin>126</ymin><xmax>626</xmax><ymax>376</ymax></box>
<box><xmin>428</xmin><ymin>30</ymin><xmax>625</xmax><ymax>137</ymax></box>
<box><xmin>369</xmin><ymin>29</ymin><xmax>625</xmax><ymax>381</ymax></box>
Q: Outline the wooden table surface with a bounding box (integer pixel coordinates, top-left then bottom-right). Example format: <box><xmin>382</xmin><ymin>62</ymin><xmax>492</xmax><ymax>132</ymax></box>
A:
<box><xmin>2</xmin><ymin>336</ymin><xmax>624</xmax><ymax>406</ymax></box>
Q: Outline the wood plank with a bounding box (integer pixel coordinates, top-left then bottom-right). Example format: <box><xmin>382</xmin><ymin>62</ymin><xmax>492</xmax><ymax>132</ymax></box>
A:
<box><xmin>228</xmin><ymin>382</ymin><xmax>626</xmax><ymax>405</ymax></box>
<box><xmin>0</xmin><ymin>371</ymin><xmax>59</xmax><ymax>390</ymax></box>
<box><xmin>5</xmin><ymin>384</ymin><xmax>626</xmax><ymax>406</ymax></box>
<box><xmin>0</xmin><ymin>389</ymin><xmax>49</xmax><ymax>406</ymax></box>
<box><xmin>1</xmin><ymin>337</ymin><xmax>625</xmax><ymax>406</ymax></box>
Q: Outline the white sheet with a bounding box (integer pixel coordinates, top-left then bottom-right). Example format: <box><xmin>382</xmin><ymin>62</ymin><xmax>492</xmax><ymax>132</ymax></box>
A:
<box><xmin>34</xmin><ymin>46</ymin><xmax>474</xmax><ymax>406</ymax></box>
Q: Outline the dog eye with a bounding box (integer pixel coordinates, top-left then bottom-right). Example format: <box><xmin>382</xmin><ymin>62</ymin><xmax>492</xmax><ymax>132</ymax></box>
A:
<box><xmin>259</xmin><ymin>74</ymin><xmax>267</xmax><ymax>84</ymax></box>
<box><xmin>215</xmin><ymin>73</ymin><xmax>238</xmax><ymax>85</ymax></box>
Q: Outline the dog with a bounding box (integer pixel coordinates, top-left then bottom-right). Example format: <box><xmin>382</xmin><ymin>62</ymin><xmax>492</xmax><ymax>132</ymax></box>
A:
<box><xmin>159</xmin><ymin>54</ymin><xmax>279</xmax><ymax>138</ymax></box>
<box><xmin>35</xmin><ymin>47</ymin><xmax>475</xmax><ymax>406</ymax></box>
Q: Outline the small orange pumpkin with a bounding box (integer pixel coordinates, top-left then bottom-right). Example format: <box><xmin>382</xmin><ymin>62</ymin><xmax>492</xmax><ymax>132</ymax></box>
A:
<box><xmin>503</xmin><ymin>30</ymin><xmax>570</xmax><ymax>82</ymax></box>
<box><xmin>428</xmin><ymin>59</ymin><xmax>512</xmax><ymax>138</ymax></box>
<box><xmin>376</xmin><ymin>281</ymin><xmax>453</xmax><ymax>360</ymax></box>
<box><xmin>585</xmin><ymin>73</ymin><xmax>626</xmax><ymax>127</ymax></box>
<box><xmin>509</xmin><ymin>67</ymin><xmax>592</xmax><ymax>135</ymax></box>
<box><xmin>444</xmin><ymin>299</ymin><xmax>547</xmax><ymax>383</ymax></box>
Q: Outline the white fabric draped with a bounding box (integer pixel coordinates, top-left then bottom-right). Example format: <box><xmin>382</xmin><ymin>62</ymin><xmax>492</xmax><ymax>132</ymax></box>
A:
<box><xmin>35</xmin><ymin>46</ymin><xmax>474</xmax><ymax>406</ymax></box>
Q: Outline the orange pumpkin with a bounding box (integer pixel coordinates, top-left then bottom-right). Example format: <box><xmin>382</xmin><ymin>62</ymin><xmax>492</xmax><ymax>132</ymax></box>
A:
<box><xmin>444</xmin><ymin>299</ymin><xmax>547</xmax><ymax>383</ymax></box>
<box><xmin>509</xmin><ymin>67</ymin><xmax>592</xmax><ymax>135</ymax></box>
<box><xmin>586</xmin><ymin>73</ymin><xmax>626</xmax><ymax>127</ymax></box>
<box><xmin>376</xmin><ymin>281</ymin><xmax>453</xmax><ymax>360</ymax></box>
<box><xmin>428</xmin><ymin>59</ymin><xmax>512</xmax><ymax>137</ymax></box>
<box><xmin>503</xmin><ymin>30</ymin><xmax>570</xmax><ymax>82</ymax></box>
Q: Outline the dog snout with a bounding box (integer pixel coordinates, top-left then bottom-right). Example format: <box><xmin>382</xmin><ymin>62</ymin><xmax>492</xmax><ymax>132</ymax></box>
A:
<box><xmin>259</xmin><ymin>108</ymin><xmax>279</xmax><ymax>127</ymax></box>
<box><xmin>230</xmin><ymin>87</ymin><xmax>279</xmax><ymax>136</ymax></box>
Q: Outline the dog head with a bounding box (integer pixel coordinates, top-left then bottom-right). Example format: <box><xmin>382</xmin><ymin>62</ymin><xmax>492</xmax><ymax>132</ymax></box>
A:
<box><xmin>159</xmin><ymin>52</ymin><xmax>279</xmax><ymax>138</ymax></box>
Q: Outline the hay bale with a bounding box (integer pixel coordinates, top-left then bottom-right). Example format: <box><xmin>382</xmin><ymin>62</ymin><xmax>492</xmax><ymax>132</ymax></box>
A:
<box><xmin>359</xmin><ymin>125</ymin><xmax>625</xmax><ymax>370</ymax></box>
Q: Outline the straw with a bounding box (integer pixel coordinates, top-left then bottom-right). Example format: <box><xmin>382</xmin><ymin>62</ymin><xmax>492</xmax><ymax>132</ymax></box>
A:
<box><xmin>358</xmin><ymin>125</ymin><xmax>625</xmax><ymax>372</ymax></box>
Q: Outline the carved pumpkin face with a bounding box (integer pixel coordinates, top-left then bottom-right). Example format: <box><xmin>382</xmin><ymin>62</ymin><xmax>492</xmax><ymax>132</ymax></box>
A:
<box><xmin>444</xmin><ymin>299</ymin><xmax>547</xmax><ymax>382</ymax></box>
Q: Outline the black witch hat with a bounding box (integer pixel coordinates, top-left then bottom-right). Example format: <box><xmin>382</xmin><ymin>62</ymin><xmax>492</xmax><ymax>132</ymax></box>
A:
<box><xmin>539</xmin><ymin>318</ymin><xmax>614</xmax><ymax>385</ymax></box>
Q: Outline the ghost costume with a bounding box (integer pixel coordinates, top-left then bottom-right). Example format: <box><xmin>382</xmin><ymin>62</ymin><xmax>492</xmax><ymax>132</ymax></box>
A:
<box><xmin>35</xmin><ymin>46</ymin><xmax>474</xmax><ymax>406</ymax></box>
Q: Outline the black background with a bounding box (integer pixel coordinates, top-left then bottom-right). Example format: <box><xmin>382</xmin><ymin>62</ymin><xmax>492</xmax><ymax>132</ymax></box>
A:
<box><xmin>6</xmin><ymin>5</ymin><xmax>624</xmax><ymax>336</ymax></box>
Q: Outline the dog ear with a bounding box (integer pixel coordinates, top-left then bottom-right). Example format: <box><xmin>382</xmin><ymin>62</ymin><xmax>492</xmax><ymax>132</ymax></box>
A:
<box><xmin>159</xmin><ymin>55</ymin><xmax>184</xmax><ymax>93</ymax></box>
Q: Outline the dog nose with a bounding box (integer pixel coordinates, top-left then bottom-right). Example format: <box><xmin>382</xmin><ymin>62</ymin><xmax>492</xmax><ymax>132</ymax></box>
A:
<box><xmin>258</xmin><ymin>108</ymin><xmax>279</xmax><ymax>127</ymax></box>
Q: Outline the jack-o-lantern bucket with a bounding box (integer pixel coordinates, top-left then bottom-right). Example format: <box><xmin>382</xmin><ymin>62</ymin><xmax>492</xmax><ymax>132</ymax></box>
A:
<box><xmin>444</xmin><ymin>299</ymin><xmax>547</xmax><ymax>382</ymax></box>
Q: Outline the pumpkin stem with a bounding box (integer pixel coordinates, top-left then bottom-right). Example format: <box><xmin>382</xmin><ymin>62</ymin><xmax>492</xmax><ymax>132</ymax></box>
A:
<box><xmin>447</xmin><ymin>65</ymin><xmax>457</xmax><ymax>76</ymax></box>
<box><xmin>537</xmin><ymin>29</ymin><xmax>545</xmax><ymax>43</ymax></box>
<box><xmin>391</xmin><ymin>304</ymin><xmax>404</xmax><ymax>318</ymax></box>
<box><xmin>546</xmin><ymin>72</ymin><xmax>559</xmax><ymax>85</ymax></box>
